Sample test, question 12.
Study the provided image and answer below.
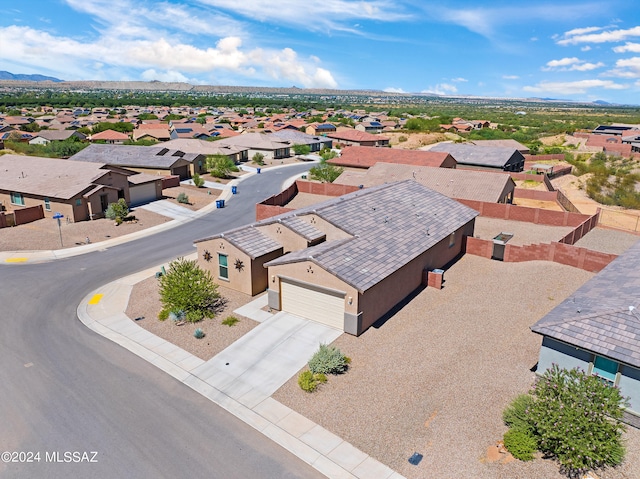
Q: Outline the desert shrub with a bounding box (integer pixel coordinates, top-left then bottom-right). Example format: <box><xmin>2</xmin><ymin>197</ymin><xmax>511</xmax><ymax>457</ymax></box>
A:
<box><xmin>315</xmin><ymin>373</ymin><xmax>327</xmax><ymax>383</ymax></box>
<box><xmin>192</xmin><ymin>173</ymin><xmax>205</xmax><ymax>188</ymax></box>
<box><xmin>529</xmin><ymin>365</ymin><xmax>627</xmax><ymax>475</ymax></box>
<box><xmin>158</xmin><ymin>309</ymin><xmax>169</xmax><ymax>321</ymax></box>
<box><xmin>309</xmin><ymin>158</ymin><xmax>343</xmax><ymax>183</ymax></box>
<box><xmin>158</xmin><ymin>257</ymin><xmax>220</xmax><ymax>321</ymax></box>
<box><xmin>298</xmin><ymin>371</ymin><xmax>318</xmax><ymax>392</ymax></box>
<box><xmin>222</xmin><ymin>316</ymin><xmax>239</xmax><ymax>326</ymax></box>
<box><xmin>252</xmin><ymin>152</ymin><xmax>265</xmax><ymax>165</ymax></box>
<box><xmin>168</xmin><ymin>310</ymin><xmax>186</xmax><ymax>322</ymax></box>
<box><xmin>503</xmin><ymin>428</ymin><xmax>537</xmax><ymax>461</ymax></box>
<box><xmin>207</xmin><ymin>154</ymin><xmax>239</xmax><ymax>177</ymax></box>
<box><xmin>177</xmin><ymin>192</ymin><xmax>189</xmax><ymax>204</ymax></box>
<box><xmin>292</xmin><ymin>144</ymin><xmax>311</xmax><ymax>155</ymax></box>
<box><xmin>503</xmin><ymin>394</ymin><xmax>534</xmax><ymax>433</ymax></box>
<box><xmin>398</xmin><ymin>135</ymin><xmax>408</xmax><ymax>143</ymax></box>
<box><xmin>105</xmin><ymin>198</ymin><xmax>129</xmax><ymax>221</ymax></box>
<box><xmin>194</xmin><ymin>328</ymin><xmax>205</xmax><ymax>339</ymax></box>
<box><xmin>308</xmin><ymin>343</ymin><xmax>348</xmax><ymax>375</ymax></box>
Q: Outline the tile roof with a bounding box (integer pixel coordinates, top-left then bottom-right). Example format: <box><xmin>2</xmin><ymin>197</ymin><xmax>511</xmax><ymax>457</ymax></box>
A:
<box><xmin>263</xmin><ymin>180</ymin><xmax>478</xmax><ymax>292</ymax></box>
<box><xmin>90</xmin><ymin>129</ymin><xmax>130</xmax><ymax>141</ymax></box>
<box><xmin>0</xmin><ymin>154</ymin><xmax>115</xmax><ymax>199</ymax></box>
<box><xmin>531</xmin><ymin>238</ymin><xmax>640</xmax><ymax>368</ymax></box>
<box><xmin>69</xmin><ymin>144</ymin><xmax>196</xmax><ymax>169</ymax></box>
<box><xmin>428</xmin><ymin>143</ymin><xmax>523</xmax><ymax>168</ymax></box>
<box><xmin>30</xmin><ymin>130</ymin><xmax>81</xmax><ymax>141</ymax></box>
<box><xmin>334</xmin><ymin>162</ymin><xmax>514</xmax><ymax>203</ymax></box>
<box><xmin>197</xmin><ymin>225</ymin><xmax>282</xmax><ymax>259</ymax></box>
<box><xmin>326</xmin><ymin>130</ymin><xmax>389</xmax><ymax>142</ymax></box>
<box><xmin>216</xmin><ymin>132</ymin><xmax>291</xmax><ymax>150</ymax></box>
<box><xmin>280</xmin><ymin>216</ymin><xmax>326</xmax><ymax>242</ymax></box>
<box><xmin>162</xmin><ymin>138</ymin><xmax>247</xmax><ymax>156</ymax></box>
<box><xmin>328</xmin><ymin>145</ymin><xmax>453</xmax><ymax>169</ymax></box>
<box><xmin>469</xmin><ymin>139</ymin><xmax>529</xmax><ymax>152</ymax></box>
<box><xmin>270</xmin><ymin>130</ymin><xmax>326</xmax><ymax>145</ymax></box>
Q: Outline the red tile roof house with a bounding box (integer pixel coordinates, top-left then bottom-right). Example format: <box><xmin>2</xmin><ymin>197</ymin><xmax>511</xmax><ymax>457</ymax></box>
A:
<box><xmin>194</xmin><ymin>180</ymin><xmax>478</xmax><ymax>335</ymax></box>
<box><xmin>0</xmin><ymin>154</ymin><xmax>133</xmax><ymax>222</ymax></box>
<box><xmin>531</xmin><ymin>239</ymin><xmax>640</xmax><ymax>427</ymax></box>
<box><xmin>328</xmin><ymin>145</ymin><xmax>456</xmax><ymax>171</ymax></box>
<box><xmin>326</xmin><ymin>130</ymin><xmax>390</xmax><ymax>147</ymax></box>
<box><xmin>89</xmin><ymin>129</ymin><xmax>130</xmax><ymax>144</ymax></box>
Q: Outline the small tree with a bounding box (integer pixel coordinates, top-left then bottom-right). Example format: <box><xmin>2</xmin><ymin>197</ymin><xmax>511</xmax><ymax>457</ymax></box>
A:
<box><xmin>292</xmin><ymin>143</ymin><xmax>311</xmax><ymax>156</ymax></box>
<box><xmin>309</xmin><ymin>158</ymin><xmax>343</xmax><ymax>183</ymax></box>
<box><xmin>206</xmin><ymin>154</ymin><xmax>238</xmax><ymax>178</ymax></box>
<box><xmin>192</xmin><ymin>172</ymin><xmax>205</xmax><ymax>188</ymax></box>
<box><xmin>252</xmin><ymin>152</ymin><xmax>265</xmax><ymax>165</ymax></box>
<box><xmin>105</xmin><ymin>198</ymin><xmax>129</xmax><ymax>221</ymax></box>
<box><xmin>158</xmin><ymin>258</ymin><xmax>220</xmax><ymax>321</ymax></box>
<box><xmin>529</xmin><ymin>365</ymin><xmax>627</xmax><ymax>476</ymax></box>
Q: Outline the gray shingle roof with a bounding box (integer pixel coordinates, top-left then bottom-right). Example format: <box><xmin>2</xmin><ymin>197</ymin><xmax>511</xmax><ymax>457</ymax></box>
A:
<box><xmin>531</xmin><ymin>238</ymin><xmax>640</xmax><ymax>367</ymax></box>
<box><xmin>280</xmin><ymin>216</ymin><xmax>326</xmax><ymax>242</ymax></box>
<box><xmin>69</xmin><ymin>144</ymin><xmax>196</xmax><ymax>169</ymax></box>
<box><xmin>264</xmin><ymin>180</ymin><xmax>478</xmax><ymax>291</ymax></box>
<box><xmin>428</xmin><ymin>143</ymin><xmax>523</xmax><ymax>168</ymax></box>
<box><xmin>222</xmin><ymin>226</ymin><xmax>282</xmax><ymax>259</ymax></box>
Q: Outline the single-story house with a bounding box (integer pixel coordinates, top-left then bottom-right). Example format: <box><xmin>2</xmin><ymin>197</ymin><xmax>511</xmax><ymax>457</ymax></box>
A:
<box><xmin>215</xmin><ymin>132</ymin><xmax>291</xmax><ymax>160</ymax></box>
<box><xmin>28</xmin><ymin>130</ymin><xmax>87</xmax><ymax>145</ymax></box>
<box><xmin>334</xmin><ymin>162</ymin><xmax>516</xmax><ymax>203</ymax></box>
<box><xmin>269</xmin><ymin>129</ymin><xmax>332</xmax><ymax>152</ymax></box>
<box><xmin>531</xmin><ymin>238</ymin><xmax>640</xmax><ymax>426</ymax></box>
<box><xmin>326</xmin><ymin>130</ymin><xmax>390</xmax><ymax>147</ymax></box>
<box><xmin>305</xmin><ymin>123</ymin><xmax>336</xmax><ymax>136</ymax></box>
<box><xmin>69</xmin><ymin>144</ymin><xmax>205</xmax><ymax>179</ymax></box>
<box><xmin>327</xmin><ymin>145</ymin><xmax>456</xmax><ymax>170</ymax></box>
<box><xmin>127</xmin><ymin>173</ymin><xmax>163</xmax><ymax>206</ymax></box>
<box><xmin>195</xmin><ymin>180</ymin><xmax>478</xmax><ymax>336</ymax></box>
<box><xmin>355</xmin><ymin>121</ymin><xmax>384</xmax><ymax>134</ymax></box>
<box><xmin>592</xmin><ymin>124</ymin><xmax>640</xmax><ymax>136</ymax></box>
<box><xmin>0</xmin><ymin>154</ymin><xmax>132</xmax><ymax>222</ymax></box>
<box><xmin>132</xmin><ymin>126</ymin><xmax>171</xmax><ymax>142</ymax></box>
<box><xmin>427</xmin><ymin>143</ymin><xmax>525</xmax><ymax>172</ymax></box>
<box><xmin>90</xmin><ymin>129</ymin><xmax>130</xmax><ymax>144</ymax></box>
<box><xmin>162</xmin><ymin>138</ymin><xmax>249</xmax><ymax>163</ymax></box>
<box><xmin>469</xmin><ymin>139</ymin><xmax>530</xmax><ymax>155</ymax></box>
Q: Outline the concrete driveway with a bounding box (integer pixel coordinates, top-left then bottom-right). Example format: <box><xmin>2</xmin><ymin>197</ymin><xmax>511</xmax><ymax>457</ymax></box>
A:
<box><xmin>137</xmin><ymin>199</ymin><xmax>196</xmax><ymax>220</ymax></box>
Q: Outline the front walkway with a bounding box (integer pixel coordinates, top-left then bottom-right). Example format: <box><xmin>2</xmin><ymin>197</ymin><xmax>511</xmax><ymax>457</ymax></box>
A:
<box><xmin>137</xmin><ymin>200</ymin><xmax>197</xmax><ymax>221</ymax></box>
<box><xmin>77</xmin><ymin>262</ymin><xmax>403</xmax><ymax>479</ymax></box>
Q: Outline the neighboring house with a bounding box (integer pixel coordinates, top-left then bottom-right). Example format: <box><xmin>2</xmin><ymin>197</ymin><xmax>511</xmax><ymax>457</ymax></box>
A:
<box><xmin>469</xmin><ymin>139</ymin><xmax>530</xmax><ymax>155</ymax></box>
<box><xmin>162</xmin><ymin>138</ymin><xmax>249</xmax><ymax>163</ymax></box>
<box><xmin>334</xmin><ymin>162</ymin><xmax>516</xmax><ymax>203</ymax></box>
<box><xmin>90</xmin><ymin>129</ymin><xmax>130</xmax><ymax>144</ymax></box>
<box><xmin>215</xmin><ymin>132</ymin><xmax>291</xmax><ymax>160</ymax></box>
<box><xmin>0</xmin><ymin>154</ymin><xmax>132</xmax><ymax>221</ymax></box>
<box><xmin>326</xmin><ymin>130</ymin><xmax>390</xmax><ymax>147</ymax></box>
<box><xmin>592</xmin><ymin>124</ymin><xmax>640</xmax><ymax>136</ymax></box>
<box><xmin>327</xmin><ymin>145</ymin><xmax>456</xmax><ymax>170</ymax></box>
<box><xmin>169</xmin><ymin>124</ymin><xmax>212</xmax><ymax>140</ymax></box>
<box><xmin>531</xmin><ymin>239</ymin><xmax>640</xmax><ymax>427</ymax></box>
<box><xmin>127</xmin><ymin>173</ymin><xmax>163</xmax><ymax>206</ymax></box>
<box><xmin>132</xmin><ymin>125</ymin><xmax>171</xmax><ymax>142</ymax></box>
<box><xmin>28</xmin><ymin>130</ymin><xmax>87</xmax><ymax>145</ymax></box>
<box><xmin>1</xmin><ymin>131</ymin><xmax>33</xmax><ymax>142</ymax></box>
<box><xmin>306</xmin><ymin>123</ymin><xmax>336</xmax><ymax>136</ymax></box>
<box><xmin>428</xmin><ymin>143</ymin><xmax>525</xmax><ymax>172</ymax></box>
<box><xmin>69</xmin><ymin>144</ymin><xmax>205</xmax><ymax>179</ymax></box>
<box><xmin>355</xmin><ymin>121</ymin><xmax>384</xmax><ymax>134</ymax></box>
<box><xmin>195</xmin><ymin>180</ymin><xmax>478</xmax><ymax>336</ymax></box>
<box><xmin>269</xmin><ymin>129</ymin><xmax>332</xmax><ymax>153</ymax></box>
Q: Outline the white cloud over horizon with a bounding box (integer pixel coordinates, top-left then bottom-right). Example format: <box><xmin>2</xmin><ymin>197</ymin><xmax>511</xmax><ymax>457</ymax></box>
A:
<box><xmin>543</xmin><ymin>57</ymin><xmax>604</xmax><ymax>71</ymax></box>
<box><xmin>556</xmin><ymin>25</ymin><xmax>640</xmax><ymax>45</ymax></box>
<box><xmin>524</xmin><ymin>79</ymin><xmax>628</xmax><ymax>95</ymax></box>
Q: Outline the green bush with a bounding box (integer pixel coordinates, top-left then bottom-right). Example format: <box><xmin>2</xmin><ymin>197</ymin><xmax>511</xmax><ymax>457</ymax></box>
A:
<box><xmin>192</xmin><ymin>173</ymin><xmax>205</xmax><ymax>188</ymax></box>
<box><xmin>194</xmin><ymin>328</ymin><xmax>205</xmax><ymax>339</ymax></box>
<box><xmin>252</xmin><ymin>152</ymin><xmax>265</xmax><ymax>166</ymax></box>
<box><xmin>168</xmin><ymin>310</ymin><xmax>186</xmax><ymax>322</ymax></box>
<box><xmin>308</xmin><ymin>343</ymin><xmax>348</xmax><ymax>375</ymax></box>
<box><xmin>177</xmin><ymin>192</ymin><xmax>189</xmax><ymax>204</ymax></box>
<box><xmin>105</xmin><ymin>198</ymin><xmax>129</xmax><ymax>220</ymax></box>
<box><xmin>222</xmin><ymin>316</ymin><xmax>239</xmax><ymax>326</ymax></box>
<box><xmin>503</xmin><ymin>428</ymin><xmax>536</xmax><ymax>461</ymax></box>
<box><xmin>503</xmin><ymin>394</ymin><xmax>534</xmax><ymax>432</ymax></box>
<box><xmin>207</xmin><ymin>154</ymin><xmax>239</xmax><ymax>178</ymax></box>
<box><xmin>158</xmin><ymin>309</ymin><xmax>169</xmax><ymax>321</ymax></box>
<box><xmin>529</xmin><ymin>365</ymin><xmax>627</xmax><ymax>475</ymax></box>
<box><xmin>293</xmin><ymin>144</ymin><xmax>311</xmax><ymax>155</ymax></box>
<box><xmin>158</xmin><ymin>257</ymin><xmax>220</xmax><ymax>321</ymax></box>
<box><xmin>298</xmin><ymin>371</ymin><xmax>318</xmax><ymax>392</ymax></box>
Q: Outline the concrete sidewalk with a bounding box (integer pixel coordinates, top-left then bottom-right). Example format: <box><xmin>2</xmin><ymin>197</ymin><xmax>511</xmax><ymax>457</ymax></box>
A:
<box><xmin>76</xmin><ymin>262</ymin><xmax>404</xmax><ymax>479</ymax></box>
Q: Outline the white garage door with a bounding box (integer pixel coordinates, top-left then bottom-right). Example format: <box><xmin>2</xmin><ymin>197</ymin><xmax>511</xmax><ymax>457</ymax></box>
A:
<box><xmin>280</xmin><ymin>279</ymin><xmax>345</xmax><ymax>330</ymax></box>
<box><xmin>129</xmin><ymin>183</ymin><xmax>158</xmax><ymax>206</ymax></box>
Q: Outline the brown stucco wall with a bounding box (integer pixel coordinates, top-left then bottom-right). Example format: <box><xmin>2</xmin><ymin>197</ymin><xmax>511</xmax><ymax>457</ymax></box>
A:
<box><xmin>256</xmin><ymin>223</ymin><xmax>311</xmax><ymax>252</ymax></box>
<box><xmin>296</xmin><ymin>213</ymin><xmax>353</xmax><ymax>241</ymax></box>
<box><xmin>0</xmin><ymin>191</ymin><xmax>78</xmax><ymax>220</ymax></box>
<box><xmin>94</xmin><ymin>170</ymin><xmax>131</xmax><ymax>204</ymax></box>
<box><xmin>197</xmin><ymin>238</ymin><xmax>283</xmax><ymax>295</ymax></box>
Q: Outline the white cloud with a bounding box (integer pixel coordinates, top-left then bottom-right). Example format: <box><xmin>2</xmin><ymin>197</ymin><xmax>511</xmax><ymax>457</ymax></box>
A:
<box><xmin>451</xmin><ymin>77</ymin><xmax>468</xmax><ymax>82</ymax></box>
<box><xmin>0</xmin><ymin>25</ymin><xmax>338</xmax><ymax>88</ymax></box>
<box><xmin>421</xmin><ymin>83</ymin><xmax>457</xmax><ymax>95</ymax></box>
<box><xmin>613</xmin><ymin>42</ymin><xmax>640</xmax><ymax>53</ymax></box>
<box><xmin>562</xmin><ymin>26</ymin><xmax>603</xmax><ymax>37</ymax></box>
<box><xmin>140</xmin><ymin>69</ymin><xmax>190</xmax><ymax>83</ymax></box>
<box><xmin>557</xmin><ymin>25</ymin><xmax>640</xmax><ymax>45</ymax></box>
<box><xmin>523</xmin><ymin>79</ymin><xmax>628</xmax><ymax>95</ymax></box>
<box><xmin>605</xmin><ymin>57</ymin><xmax>640</xmax><ymax>79</ymax></box>
<box><xmin>543</xmin><ymin>57</ymin><xmax>604</xmax><ymax>71</ymax></box>
<box><xmin>502</xmin><ymin>75</ymin><xmax>519</xmax><ymax>80</ymax></box>
<box><xmin>581</xmin><ymin>45</ymin><xmax>592</xmax><ymax>51</ymax></box>
<box><xmin>384</xmin><ymin>87</ymin><xmax>406</xmax><ymax>93</ymax></box>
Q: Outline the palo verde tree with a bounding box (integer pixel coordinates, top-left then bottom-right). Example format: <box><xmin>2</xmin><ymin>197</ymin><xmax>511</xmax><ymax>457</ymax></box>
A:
<box><xmin>206</xmin><ymin>154</ymin><xmax>239</xmax><ymax>178</ymax></box>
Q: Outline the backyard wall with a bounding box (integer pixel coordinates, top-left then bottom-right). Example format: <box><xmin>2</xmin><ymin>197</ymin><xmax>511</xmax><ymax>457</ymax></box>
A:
<box><xmin>456</xmin><ymin>199</ymin><xmax>590</xmax><ymax>227</ymax></box>
<box><xmin>161</xmin><ymin>175</ymin><xmax>181</xmax><ymax>189</ymax></box>
<box><xmin>513</xmin><ymin>188</ymin><xmax>558</xmax><ymax>202</ymax></box>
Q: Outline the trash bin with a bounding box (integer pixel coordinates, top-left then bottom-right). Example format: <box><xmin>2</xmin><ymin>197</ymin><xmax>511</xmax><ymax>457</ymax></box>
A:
<box><xmin>215</xmin><ymin>200</ymin><xmax>222</xmax><ymax>208</ymax></box>
<box><xmin>219</xmin><ymin>199</ymin><xmax>225</xmax><ymax>208</ymax></box>
<box><xmin>231</xmin><ymin>185</ymin><xmax>237</xmax><ymax>194</ymax></box>
<box><xmin>301</xmin><ymin>174</ymin><xmax>307</xmax><ymax>179</ymax></box>
<box><xmin>256</xmin><ymin>168</ymin><xmax>261</xmax><ymax>174</ymax></box>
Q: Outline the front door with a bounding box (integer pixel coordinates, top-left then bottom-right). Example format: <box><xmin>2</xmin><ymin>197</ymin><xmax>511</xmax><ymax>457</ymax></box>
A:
<box><xmin>100</xmin><ymin>194</ymin><xmax>109</xmax><ymax>212</ymax></box>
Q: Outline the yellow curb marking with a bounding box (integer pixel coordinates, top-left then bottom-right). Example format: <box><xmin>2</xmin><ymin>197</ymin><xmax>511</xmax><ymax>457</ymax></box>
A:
<box><xmin>88</xmin><ymin>294</ymin><xmax>104</xmax><ymax>305</ymax></box>
<box><xmin>5</xmin><ymin>257</ymin><xmax>28</xmax><ymax>263</ymax></box>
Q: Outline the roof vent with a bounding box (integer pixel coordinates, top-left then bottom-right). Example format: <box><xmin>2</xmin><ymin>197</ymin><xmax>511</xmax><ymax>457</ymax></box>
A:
<box><xmin>630</xmin><ymin>306</ymin><xmax>636</xmax><ymax>312</ymax></box>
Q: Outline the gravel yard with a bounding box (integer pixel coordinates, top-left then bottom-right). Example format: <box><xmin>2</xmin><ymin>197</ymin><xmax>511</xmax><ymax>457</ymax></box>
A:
<box><xmin>285</xmin><ymin>193</ymin><xmax>334</xmax><ymax>209</ymax></box>
<box><xmin>272</xmin><ymin>255</ymin><xmax>640</xmax><ymax>479</ymax></box>
<box><xmin>124</xmin><ymin>276</ymin><xmax>258</xmax><ymax>361</ymax></box>
<box><xmin>473</xmin><ymin>217</ymin><xmax>574</xmax><ymax>246</ymax></box>
<box><xmin>574</xmin><ymin>226</ymin><xmax>640</xmax><ymax>255</ymax></box>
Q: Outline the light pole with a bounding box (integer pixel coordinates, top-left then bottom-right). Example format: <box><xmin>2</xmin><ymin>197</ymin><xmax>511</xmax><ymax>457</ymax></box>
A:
<box><xmin>52</xmin><ymin>212</ymin><xmax>64</xmax><ymax>247</ymax></box>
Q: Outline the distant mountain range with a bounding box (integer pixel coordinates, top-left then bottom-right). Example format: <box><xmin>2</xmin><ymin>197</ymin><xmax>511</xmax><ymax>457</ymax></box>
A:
<box><xmin>0</xmin><ymin>71</ymin><xmax>63</xmax><ymax>82</ymax></box>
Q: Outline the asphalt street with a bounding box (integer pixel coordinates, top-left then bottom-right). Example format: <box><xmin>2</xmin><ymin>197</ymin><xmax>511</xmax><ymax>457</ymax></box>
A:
<box><xmin>0</xmin><ymin>164</ymin><xmax>327</xmax><ymax>478</ymax></box>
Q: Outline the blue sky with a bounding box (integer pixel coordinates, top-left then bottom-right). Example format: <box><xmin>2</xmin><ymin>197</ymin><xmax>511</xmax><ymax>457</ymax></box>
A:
<box><xmin>1</xmin><ymin>1</ymin><xmax>639</xmax><ymax>103</ymax></box>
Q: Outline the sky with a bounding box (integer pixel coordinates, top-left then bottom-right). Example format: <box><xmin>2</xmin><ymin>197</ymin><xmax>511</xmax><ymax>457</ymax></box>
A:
<box><xmin>1</xmin><ymin>0</ymin><xmax>640</xmax><ymax>104</ymax></box>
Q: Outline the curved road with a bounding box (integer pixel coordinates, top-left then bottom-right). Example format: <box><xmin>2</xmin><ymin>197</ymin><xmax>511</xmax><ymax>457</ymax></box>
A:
<box><xmin>0</xmin><ymin>165</ymin><xmax>327</xmax><ymax>478</ymax></box>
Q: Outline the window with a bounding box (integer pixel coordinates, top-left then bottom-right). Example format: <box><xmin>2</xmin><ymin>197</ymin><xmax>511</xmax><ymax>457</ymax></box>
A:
<box><xmin>218</xmin><ymin>253</ymin><xmax>228</xmax><ymax>280</ymax></box>
<box><xmin>10</xmin><ymin>192</ymin><xmax>24</xmax><ymax>206</ymax></box>
<box><xmin>44</xmin><ymin>197</ymin><xmax>51</xmax><ymax>211</ymax></box>
<box><xmin>591</xmin><ymin>355</ymin><xmax>619</xmax><ymax>385</ymax></box>
<box><xmin>75</xmin><ymin>198</ymin><xmax>83</xmax><ymax>206</ymax></box>
<box><xmin>448</xmin><ymin>232</ymin><xmax>456</xmax><ymax>248</ymax></box>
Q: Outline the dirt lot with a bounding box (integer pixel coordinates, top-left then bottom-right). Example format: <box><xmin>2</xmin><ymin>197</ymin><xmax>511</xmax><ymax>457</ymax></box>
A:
<box><xmin>162</xmin><ymin>184</ymin><xmax>219</xmax><ymax>211</ymax></box>
<box><xmin>271</xmin><ymin>256</ymin><xmax>640</xmax><ymax>479</ymax></box>
<box><xmin>125</xmin><ymin>276</ymin><xmax>258</xmax><ymax>361</ymax></box>
<box><xmin>386</xmin><ymin>132</ymin><xmax>448</xmax><ymax>149</ymax></box>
